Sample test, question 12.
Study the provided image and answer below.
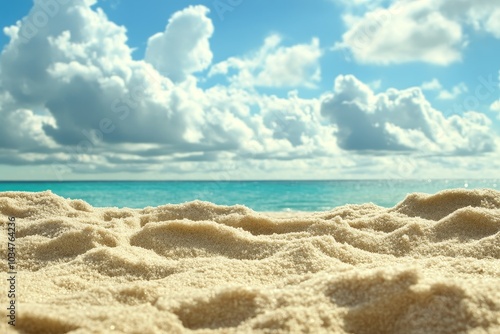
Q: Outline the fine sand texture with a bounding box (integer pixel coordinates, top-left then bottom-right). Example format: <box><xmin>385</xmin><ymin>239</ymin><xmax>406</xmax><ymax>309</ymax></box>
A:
<box><xmin>0</xmin><ymin>189</ymin><xmax>499</xmax><ymax>333</ymax></box>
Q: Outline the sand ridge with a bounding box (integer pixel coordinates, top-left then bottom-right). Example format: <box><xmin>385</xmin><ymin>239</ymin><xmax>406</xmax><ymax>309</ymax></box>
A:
<box><xmin>0</xmin><ymin>189</ymin><xmax>499</xmax><ymax>333</ymax></box>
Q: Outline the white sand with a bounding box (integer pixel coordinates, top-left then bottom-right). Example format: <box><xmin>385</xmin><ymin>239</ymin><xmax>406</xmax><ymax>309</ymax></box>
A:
<box><xmin>0</xmin><ymin>189</ymin><xmax>499</xmax><ymax>333</ymax></box>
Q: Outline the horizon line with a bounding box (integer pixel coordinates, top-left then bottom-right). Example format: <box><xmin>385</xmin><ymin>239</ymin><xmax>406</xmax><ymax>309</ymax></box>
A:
<box><xmin>0</xmin><ymin>178</ymin><xmax>498</xmax><ymax>183</ymax></box>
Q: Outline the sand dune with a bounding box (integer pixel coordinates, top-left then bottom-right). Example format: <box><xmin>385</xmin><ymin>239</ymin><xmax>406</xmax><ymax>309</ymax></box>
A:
<box><xmin>0</xmin><ymin>189</ymin><xmax>499</xmax><ymax>333</ymax></box>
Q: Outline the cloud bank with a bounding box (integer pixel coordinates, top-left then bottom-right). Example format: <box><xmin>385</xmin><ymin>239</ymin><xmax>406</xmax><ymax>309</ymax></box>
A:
<box><xmin>321</xmin><ymin>75</ymin><xmax>494</xmax><ymax>154</ymax></box>
<box><xmin>0</xmin><ymin>0</ymin><xmax>498</xmax><ymax>179</ymax></box>
<box><xmin>336</xmin><ymin>0</ymin><xmax>500</xmax><ymax>65</ymax></box>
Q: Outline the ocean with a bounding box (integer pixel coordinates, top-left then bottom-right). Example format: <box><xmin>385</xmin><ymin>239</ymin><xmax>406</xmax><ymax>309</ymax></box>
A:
<box><xmin>1</xmin><ymin>179</ymin><xmax>498</xmax><ymax>211</ymax></box>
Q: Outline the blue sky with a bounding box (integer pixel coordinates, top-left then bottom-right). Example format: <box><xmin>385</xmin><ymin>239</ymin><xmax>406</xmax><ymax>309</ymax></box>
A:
<box><xmin>0</xmin><ymin>0</ymin><xmax>499</xmax><ymax>180</ymax></box>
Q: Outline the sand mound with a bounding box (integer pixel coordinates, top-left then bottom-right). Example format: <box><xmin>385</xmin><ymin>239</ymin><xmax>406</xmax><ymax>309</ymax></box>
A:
<box><xmin>0</xmin><ymin>189</ymin><xmax>499</xmax><ymax>333</ymax></box>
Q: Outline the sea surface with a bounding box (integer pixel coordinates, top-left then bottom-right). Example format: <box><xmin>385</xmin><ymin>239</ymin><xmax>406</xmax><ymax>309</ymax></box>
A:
<box><xmin>0</xmin><ymin>180</ymin><xmax>498</xmax><ymax>211</ymax></box>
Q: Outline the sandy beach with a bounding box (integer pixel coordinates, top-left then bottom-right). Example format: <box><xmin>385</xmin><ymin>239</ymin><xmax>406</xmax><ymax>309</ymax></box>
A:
<box><xmin>0</xmin><ymin>189</ymin><xmax>499</xmax><ymax>333</ymax></box>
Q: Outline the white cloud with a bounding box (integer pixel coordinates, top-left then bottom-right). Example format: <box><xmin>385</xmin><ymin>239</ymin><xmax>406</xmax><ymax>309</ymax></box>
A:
<box><xmin>368</xmin><ymin>80</ymin><xmax>382</xmax><ymax>90</ymax></box>
<box><xmin>440</xmin><ymin>0</ymin><xmax>500</xmax><ymax>38</ymax></box>
<box><xmin>0</xmin><ymin>91</ymin><xmax>55</xmax><ymax>150</ymax></box>
<box><xmin>0</xmin><ymin>1</ymin><xmax>498</xmax><ymax>180</ymax></box>
<box><xmin>422</xmin><ymin>79</ymin><xmax>473</xmax><ymax>101</ymax></box>
<box><xmin>421</xmin><ymin>79</ymin><xmax>442</xmax><ymax>91</ymax></box>
<box><xmin>0</xmin><ymin>2</ymin><xmax>246</xmax><ymax>153</ymax></box>
<box><xmin>437</xmin><ymin>82</ymin><xmax>468</xmax><ymax>100</ymax></box>
<box><xmin>336</xmin><ymin>1</ymin><xmax>464</xmax><ymax>65</ymax></box>
<box><xmin>485</xmin><ymin>9</ymin><xmax>500</xmax><ymax>38</ymax></box>
<box><xmin>209</xmin><ymin>34</ymin><xmax>322</xmax><ymax>88</ymax></box>
<box><xmin>246</xmin><ymin>91</ymin><xmax>338</xmax><ymax>158</ymax></box>
<box><xmin>336</xmin><ymin>0</ymin><xmax>500</xmax><ymax>65</ymax></box>
<box><xmin>491</xmin><ymin>100</ymin><xmax>500</xmax><ymax>112</ymax></box>
<box><xmin>0</xmin><ymin>1</ymin><xmax>337</xmax><ymax>176</ymax></box>
<box><xmin>145</xmin><ymin>5</ymin><xmax>213</xmax><ymax>82</ymax></box>
<box><xmin>320</xmin><ymin>75</ymin><xmax>495</xmax><ymax>154</ymax></box>
<box><xmin>0</xmin><ymin>3</ymin><xmax>215</xmax><ymax>151</ymax></box>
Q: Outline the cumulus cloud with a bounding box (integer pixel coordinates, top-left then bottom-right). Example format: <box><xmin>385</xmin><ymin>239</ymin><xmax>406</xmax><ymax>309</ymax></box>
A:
<box><xmin>145</xmin><ymin>5</ymin><xmax>214</xmax><ymax>82</ymax></box>
<box><xmin>2</xmin><ymin>1</ymin><xmax>178</xmax><ymax>146</ymax></box>
<box><xmin>439</xmin><ymin>0</ymin><xmax>500</xmax><ymax>38</ymax></box>
<box><xmin>209</xmin><ymin>34</ymin><xmax>322</xmax><ymax>88</ymax></box>
<box><xmin>0</xmin><ymin>0</ymin><xmax>498</xmax><ymax>180</ymax></box>
<box><xmin>242</xmin><ymin>91</ymin><xmax>338</xmax><ymax>159</ymax></box>
<box><xmin>491</xmin><ymin>100</ymin><xmax>500</xmax><ymax>113</ymax></box>
<box><xmin>421</xmin><ymin>79</ymin><xmax>469</xmax><ymax>99</ymax></box>
<box><xmin>484</xmin><ymin>9</ymin><xmax>500</xmax><ymax>38</ymax></box>
<box><xmin>0</xmin><ymin>1</ymin><xmax>337</xmax><ymax>177</ymax></box>
<box><xmin>0</xmin><ymin>90</ymin><xmax>55</xmax><ymax>150</ymax></box>
<box><xmin>0</xmin><ymin>2</ymin><xmax>250</xmax><ymax>154</ymax></box>
<box><xmin>321</xmin><ymin>75</ymin><xmax>496</xmax><ymax>154</ymax></box>
<box><xmin>336</xmin><ymin>0</ymin><xmax>500</xmax><ymax>65</ymax></box>
<box><xmin>421</xmin><ymin>79</ymin><xmax>443</xmax><ymax>91</ymax></box>
<box><xmin>437</xmin><ymin>82</ymin><xmax>468</xmax><ymax>100</ymax></box>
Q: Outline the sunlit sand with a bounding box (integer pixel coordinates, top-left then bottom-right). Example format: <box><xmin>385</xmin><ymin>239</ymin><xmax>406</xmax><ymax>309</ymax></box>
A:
<box><xmin>0</xmin><ymin>189</ymin><xmax>499</xmax><ymax>333</ymax></box>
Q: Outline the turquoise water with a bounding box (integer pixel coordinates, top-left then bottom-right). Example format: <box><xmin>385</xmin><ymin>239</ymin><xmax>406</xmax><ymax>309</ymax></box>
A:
<box><xmin>0</xmin><ymin>180</ymin><xmax>498</xmax><ymax>211</ymax></box>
